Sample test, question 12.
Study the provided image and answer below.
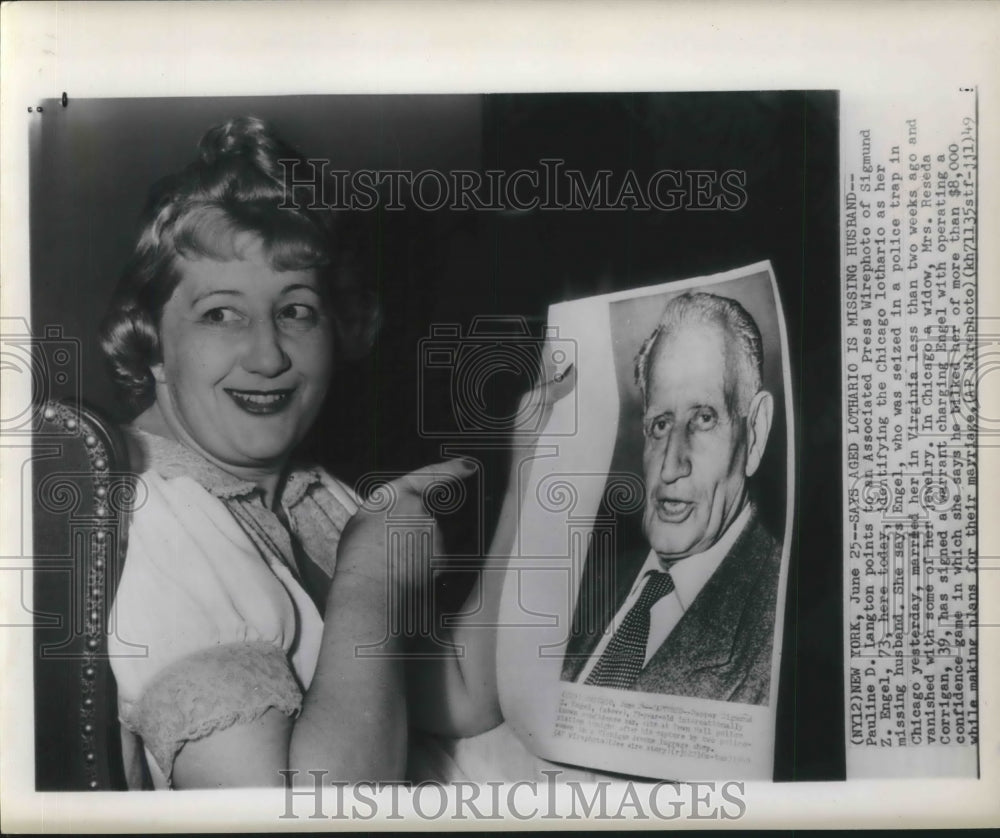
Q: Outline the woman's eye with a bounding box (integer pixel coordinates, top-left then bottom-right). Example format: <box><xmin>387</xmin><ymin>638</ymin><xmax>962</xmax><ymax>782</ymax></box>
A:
<box><xmin>278</xmin><ymin>303</ymin><xmax>320</xmax><ymax>327</ymax></box>
<box><xmin>201</xmin><ymin>307</ymin><xmax>243</xmax><ymax>325</ymax></box>
<box><xmin>691</xmin><ymin>408</ymin><xmax>718</xmax><ymax>431</ymax></box>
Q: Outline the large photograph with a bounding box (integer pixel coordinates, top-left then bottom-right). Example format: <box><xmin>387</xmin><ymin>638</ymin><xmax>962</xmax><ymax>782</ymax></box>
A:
<box><xmin>561</xmin><ymin>268</ymin><xmax>788</xmax><ymax>702</ymax></box>
<box><xmin>21</xmin><ymin>92</ymin><xmax>841</xmax><ymax>792</ymax></box>
<box><xmin>488</xmin><ymin>264</ymin><xmax>793</xmax><ymax>781</ymax></box>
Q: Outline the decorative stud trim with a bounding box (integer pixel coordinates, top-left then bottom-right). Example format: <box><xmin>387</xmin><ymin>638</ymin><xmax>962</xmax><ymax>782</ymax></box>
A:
<box><xmin>42</xmin><ymin>400</ymin><xmax>117</xmax><ymax>790</ymax></box>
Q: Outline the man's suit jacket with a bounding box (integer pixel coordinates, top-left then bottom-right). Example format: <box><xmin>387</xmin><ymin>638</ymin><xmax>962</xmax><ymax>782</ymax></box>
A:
<box><xmin>561</xmin><ymin>510</ymin><xmax>783</xmax><ymax>705</ymax></box>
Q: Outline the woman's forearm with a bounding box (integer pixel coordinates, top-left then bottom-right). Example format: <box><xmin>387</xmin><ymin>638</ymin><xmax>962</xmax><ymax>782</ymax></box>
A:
<box><xmin>290</xmin><ymin>522</ymin><xmax>408</xmax><ymax>782</ymax></box>
<box><xmin>408</xmin><ymin>467</ymin><xmax>523</xmax><ymax>737</ymax></box>
<box><xmin>173</xmin><ymin>478</ymin><xmax>463</xmax><ymax>789</ymax></box>
<box><xmin>409</xmin><ymin>371</ymin><xmax>575</xmax><ymax>738</ymax></box>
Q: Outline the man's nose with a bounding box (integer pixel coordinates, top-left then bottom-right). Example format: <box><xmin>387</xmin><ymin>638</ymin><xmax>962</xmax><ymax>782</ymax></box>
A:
<box><xmin>659</xmin><ymin>426</ymin><xmax>692</xmax><ymax>483</ymax></box>
<box><xmin>242</xmin><ymin>318</ymin><xmax>291</xmax><ymax>377</ymax></box>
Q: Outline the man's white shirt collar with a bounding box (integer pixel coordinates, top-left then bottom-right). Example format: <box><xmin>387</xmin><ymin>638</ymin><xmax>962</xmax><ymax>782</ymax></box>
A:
<box><xmin>633</xmin><ymin>501</ymin><xmax>753</xmax><ymax>607</ymax></box>
<box><xmin>577</xmin><ymin>502</ymin><xmax>754</xmax><ymax>682</ymax></box>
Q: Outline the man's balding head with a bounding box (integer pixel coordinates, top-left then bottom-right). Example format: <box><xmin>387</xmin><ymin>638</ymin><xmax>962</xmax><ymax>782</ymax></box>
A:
<box><xmin>635</xmin><ymin>292</ymin><xmax>764</xmax><ymax>419</ymax></box>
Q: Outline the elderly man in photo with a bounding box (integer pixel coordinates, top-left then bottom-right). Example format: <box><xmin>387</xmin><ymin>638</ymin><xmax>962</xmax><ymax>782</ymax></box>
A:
<box><xmin>562</xmin><ymin>291</ymin><xmax>783</xmax><ymax>705</ymax></box>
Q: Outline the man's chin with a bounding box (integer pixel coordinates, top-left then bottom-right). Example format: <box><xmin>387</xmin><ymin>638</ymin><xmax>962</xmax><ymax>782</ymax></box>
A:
<box><xmin>644</xmin><ymin>527</ymin><xmax>700</xmax><ymax>561</ymax></box>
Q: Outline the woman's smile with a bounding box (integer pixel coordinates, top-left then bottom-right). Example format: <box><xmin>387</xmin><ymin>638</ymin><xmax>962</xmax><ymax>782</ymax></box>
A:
<box><xmin>224</xmin><ymin>387</ymin><xmax>297</xmax><ymax>415</ymax></box>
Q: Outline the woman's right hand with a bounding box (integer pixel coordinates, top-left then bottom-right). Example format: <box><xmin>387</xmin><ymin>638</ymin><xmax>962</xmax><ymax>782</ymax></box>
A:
<box><xmin>170</xmin><ymin>461</ymin><xmax>480</xmax><ymax>787</ymax></box>
<box><xmin>335</xmin><ymin>458</ymin><xmax>476</xmax><ymax>594</ymax></box>
<box><xmin>279</xmin><ymin>458</ymin><xmax>477</xmax><ymax>785</ymax></box>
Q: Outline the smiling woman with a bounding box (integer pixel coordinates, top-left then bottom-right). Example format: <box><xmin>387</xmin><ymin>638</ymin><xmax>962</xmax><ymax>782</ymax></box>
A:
<box><xmin>144</xmin><ymin>241</ymin><xmax>335</xmax><ymax>500</ymax></box>
<box><xmin>97</xmin><ymin>118</ymin><xmax>472</xmax><ymax>789</ymax></box>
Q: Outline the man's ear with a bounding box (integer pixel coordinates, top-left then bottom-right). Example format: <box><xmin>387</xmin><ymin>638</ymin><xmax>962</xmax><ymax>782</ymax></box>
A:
<box><xmin>744</xmin><ymin>390</ymin><xmax>774</xmax><ymax>478</ymax></box>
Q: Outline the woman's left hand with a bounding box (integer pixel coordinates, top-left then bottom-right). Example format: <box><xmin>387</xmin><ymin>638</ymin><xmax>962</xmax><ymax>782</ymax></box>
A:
<box><xmin>507</xmin><ymin>360</ymin><xmax>577</xmax><ymax>478</ymax></box>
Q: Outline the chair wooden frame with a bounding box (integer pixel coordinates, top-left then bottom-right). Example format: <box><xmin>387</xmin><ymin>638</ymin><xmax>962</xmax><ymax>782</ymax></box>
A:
<box><xmin>32</xmin><ymin>399</ymin><xmax>138</xmax><ymax>790</ymax></box>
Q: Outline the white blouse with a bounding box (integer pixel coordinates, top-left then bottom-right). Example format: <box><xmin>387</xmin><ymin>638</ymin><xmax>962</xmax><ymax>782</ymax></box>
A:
<box><xmin>108</xmin><ymin>430</ymin><xmax>359</xmax><ymax>787</ymax></box>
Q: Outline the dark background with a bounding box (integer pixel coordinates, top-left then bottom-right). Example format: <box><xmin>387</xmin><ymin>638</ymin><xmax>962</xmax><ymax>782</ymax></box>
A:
<box><xmin>30</xmin><ymin>91</ymin><xmax>842</xmax><ymax>781</ymax></box>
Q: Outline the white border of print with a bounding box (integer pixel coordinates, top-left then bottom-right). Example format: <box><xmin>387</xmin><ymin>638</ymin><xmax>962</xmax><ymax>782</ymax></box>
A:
<box><xmin>2</xmin><ymin>0</ymin><xmax>998</xmax><ymax>831</ymax></box>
